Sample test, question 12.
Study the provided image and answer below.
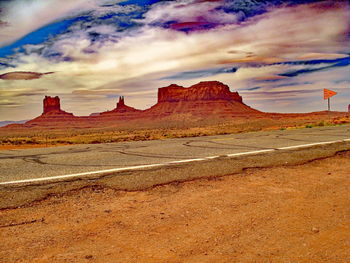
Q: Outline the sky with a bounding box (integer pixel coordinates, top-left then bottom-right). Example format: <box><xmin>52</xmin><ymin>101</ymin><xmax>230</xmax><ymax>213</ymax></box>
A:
<box><xmin>0</xmin><ymin>0</ymin><xmax>349</xmax><ymax>121</ymax></box>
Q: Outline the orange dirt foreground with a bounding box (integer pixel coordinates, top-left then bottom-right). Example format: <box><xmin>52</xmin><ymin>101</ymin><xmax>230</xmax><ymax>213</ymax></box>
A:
<box><xmin>1</xmin><ymin>152</ymin><xmax>349</xmax><ymax>263</ymax></box>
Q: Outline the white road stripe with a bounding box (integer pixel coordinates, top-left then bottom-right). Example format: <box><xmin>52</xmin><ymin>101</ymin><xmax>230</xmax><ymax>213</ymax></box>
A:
<box><xmin>168</xmin><ymin>158</ymin><xmax>207</xmax><ymax>164</ymax></box>
<box><xmin>226</xmin><ymin>149</ymin><xmax>274</xmax><ymax>157</ymax></box>
<box><xmin>0</xmin><ymin>138</ymin><xmax>349</xmax><ymax>186</ymax></box>
<box><xmin>277</xmin><ymin>140</ymin><xmax>343</xmax><ymax>150</ymax></box>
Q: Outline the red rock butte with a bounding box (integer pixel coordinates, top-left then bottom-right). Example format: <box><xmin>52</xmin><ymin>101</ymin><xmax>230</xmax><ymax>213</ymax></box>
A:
<box><xmin>144</xmin><ymin>81</ymin><xmax>259</xmax><ymax>119</ymax></box>
<box><xmin>40</xmin><ymin>96</ymin><xmax>74</xmax><ymax>116</ymax></box>
<box><xmin>16</xmin><ymin>81</ymin><xmax>263</xmax><ymax>128</ymax></box>
<box><xmin>43</xmin><ymin>96</ymin><xmax>61</xmax><ymax>113</ymax></box>
<box><xmin>158</xmin><ymin>82</ymin><xmax>243</xmax><ymax>103</ymax></box>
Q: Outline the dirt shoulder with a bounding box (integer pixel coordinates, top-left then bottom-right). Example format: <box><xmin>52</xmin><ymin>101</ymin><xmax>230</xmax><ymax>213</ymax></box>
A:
<box><xmin>1</xmin><ymin>152</ymin><xmax>349</xmax><ymax>263</ymax></box>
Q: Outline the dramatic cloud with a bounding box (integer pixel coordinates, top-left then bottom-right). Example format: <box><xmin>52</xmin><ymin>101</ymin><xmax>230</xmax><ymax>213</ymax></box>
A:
<box><xmin>162</xmin><ymin>67</ymin><xmax>238</xmax><ymax>80</ymax></box>
<box><xmin>142</xmin><ymin>0</ymin><xmax>239</xmax><ymax>32</ymax></box>
<box><xmin>0</xmin><ymin>71</ymin><xmax>53</xmax><ymax>80</ymax></box>
<box><xmin>0</xmin><ymin>0</ymin><xmax>94</xmax><ymax>47</ymax></box>
<box><xmin>0</xmin><ymin>0</ymin><xmax>349</xmax><ymax>120</ymax></box>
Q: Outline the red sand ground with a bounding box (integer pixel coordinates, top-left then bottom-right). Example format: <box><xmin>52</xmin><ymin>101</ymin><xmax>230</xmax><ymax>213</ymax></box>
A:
<box><xmin>1</xmin><ymin>151</ymin><xmax>349</xmax><ymax>263</ymax></box>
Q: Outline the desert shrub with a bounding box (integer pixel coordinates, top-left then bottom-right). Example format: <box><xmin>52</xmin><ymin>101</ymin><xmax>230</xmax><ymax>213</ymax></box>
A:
<box><xmin>25</xmin><ymin>139</ymin><xmax>38</xmax><ymax>144</ymax></box>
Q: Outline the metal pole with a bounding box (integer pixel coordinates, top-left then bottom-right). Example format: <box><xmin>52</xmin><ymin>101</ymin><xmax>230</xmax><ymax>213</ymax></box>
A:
<box><xmin>328</xmin><ymin>98</ymin><xmax>330</xmax><ymax>111</ymax></box>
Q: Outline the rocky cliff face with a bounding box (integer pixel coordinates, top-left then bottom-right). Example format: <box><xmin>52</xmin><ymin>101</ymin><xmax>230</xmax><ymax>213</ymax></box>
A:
<box><xmin>144</xmin><ymin>81</ymin><xmax>258</xmax><ymax>120</ymax></box>
<box><xmin>158</xmin><ymin>81</ymin><xmax>243</xmax><ymax>103</ymax></box>
<box><xmin>25</xmin><ymin>96</ymin><xmax>75</xmax><ymax>127</ymax></box>
<box><xmin>41</xmin><ymin>96</ymin><xmax>74</xmax><ymax>116</ymax></box>
<box><xmin>43</xmin><ymin>96</ymin><xmax>61</xmax><ymax>113</ymax></box>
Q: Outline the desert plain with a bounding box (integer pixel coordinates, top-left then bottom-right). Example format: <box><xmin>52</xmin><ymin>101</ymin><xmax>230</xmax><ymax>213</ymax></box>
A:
<box><xmin>1</xmin><ymin>81</ymin><xmax>349</xmax><ymax>263</ymax></box>
<box><xmin>1</xmin><ymin>150</ymin><xmax>349</xmax><ymax>263</ymax></box>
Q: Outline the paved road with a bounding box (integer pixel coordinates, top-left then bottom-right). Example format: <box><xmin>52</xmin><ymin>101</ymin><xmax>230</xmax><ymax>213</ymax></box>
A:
<box><xmin>0</xmin><ymin>125</ymin><xmax>349</xmax><ymax>183</ymax></box>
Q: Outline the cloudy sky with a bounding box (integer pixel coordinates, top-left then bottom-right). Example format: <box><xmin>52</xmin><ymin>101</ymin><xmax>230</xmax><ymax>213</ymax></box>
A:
<box><xmin>0</xmin><ymin>0</ymin><xmax>349</xmax><ymax>121</ymax></box>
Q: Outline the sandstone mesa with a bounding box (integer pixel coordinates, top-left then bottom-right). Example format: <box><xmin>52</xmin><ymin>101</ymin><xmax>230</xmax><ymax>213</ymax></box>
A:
<box><xmin>16</xmin><ymin>81</ymin><xmax>260</xmax><ymax>128</ymax></box>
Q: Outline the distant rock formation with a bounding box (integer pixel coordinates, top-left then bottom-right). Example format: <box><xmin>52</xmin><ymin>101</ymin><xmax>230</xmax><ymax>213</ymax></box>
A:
<box><xmin>115</xmin><ymin>96</ymin><xmax>140</xmax><ymax>113</ymax></box>
<box><xmin>43</xmin><ymin>96</ymin><xmax>61</xmax><ymax>114</ymax></box>
<box><xmin>117</xmin><ymin>96</ymin><xmax>125</xmax><ymax>108</ymax></box>
<box><xmin>101</xmin><ymin>96</ymin><xmax>141</xmax><ymax>115</ymax></box>
<box><xmin>6</xmin><ymin>81</ymin><xmax>263</xmax><ymax>129</ymax></box>
<box><xmin>144</xmin><ymin>81</ymin><xmax>259</xmax><ymax>119</ymax></box>
<box><xmin>0</xmin><ymin>120</ymin><xmax>28</xmax><ymax>127</ymax></box>
<box><xmin>158</xmin><ymin>81</ymin><xmax>243</xmax><ymax>103</ymax></box>
<box><xmin>25</xmin><ymin>96</ymin><xmax>75</xmax><ymax>127</ymax></box>
<box><xmin>40</xmin><ymin>96</ymin><xmax>74</xmax><ymax>116</ymax></box>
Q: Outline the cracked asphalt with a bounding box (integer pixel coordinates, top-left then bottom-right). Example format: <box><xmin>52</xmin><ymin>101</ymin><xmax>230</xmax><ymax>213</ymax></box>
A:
<box><xmin>0</xmin><ymin>125</ymin><xmax>349</xmax><ymax>183</ymax></box>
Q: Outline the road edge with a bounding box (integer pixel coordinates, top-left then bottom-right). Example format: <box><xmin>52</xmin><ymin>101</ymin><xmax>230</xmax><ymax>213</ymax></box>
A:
<box><xmin>1</xmin><ymin>140</ymin><xmax>350</xmax><ymax>209</ymax></box>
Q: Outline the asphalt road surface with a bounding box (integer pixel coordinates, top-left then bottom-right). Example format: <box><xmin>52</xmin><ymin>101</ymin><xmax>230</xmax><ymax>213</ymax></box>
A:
<box><xmin>0</xmin><ymin>125</ymin><xmax>349</xmax><ymax>183</ymax></box>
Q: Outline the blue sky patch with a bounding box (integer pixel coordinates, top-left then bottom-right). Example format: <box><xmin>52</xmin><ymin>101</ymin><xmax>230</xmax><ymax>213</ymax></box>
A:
<box><xmin>119</xmin><ymin>0</ymin><xmax>166</xmax><ymax>6</ymax></box>
<box><xmin>246</xmin><ymin>86</ymin><xmax>262</xmax><ymax>91</ymax></box>
<box><xmin>0</xmin><ymin>17</ymin><xmax>83</xmax><ymax>58</ymax></box>
<box><xmin>161</xmin><ymin>67</ymin><xmax>238</xmax><ymax>80</ymax></box>
<box><xmin>279</xmin><ymin>57</ymin><xmax>350</xmax><ymax>77</ymax></box>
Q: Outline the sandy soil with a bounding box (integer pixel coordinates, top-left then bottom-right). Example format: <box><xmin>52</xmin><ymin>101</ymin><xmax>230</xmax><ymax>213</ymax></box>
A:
<box><xmin>1</xmin><ymin>152</ymin><xmax>349</xmax><ymax>263</ymax></box>
<box><xmin>0</xmin><ymin>144</ymin><xmax>68</xmax><ymax>150</ymax></box>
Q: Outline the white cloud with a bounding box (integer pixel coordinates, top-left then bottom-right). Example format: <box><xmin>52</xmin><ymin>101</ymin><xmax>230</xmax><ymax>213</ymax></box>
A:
<box><xmin>142</xmin><ymin>0</ymin><xmax>239</xmax><ymax>25</ymax></box>
<box><xmin>0</xmin><ymin>1</ymin><xmax>349</xmax><ymax>119</ymax></box>
<box><xmin>0</xmin><ymin>0</ymin><xmax>96</xmax><ymax>47</ymax></box>
<box><xmin>0</xmin><ymin>0</ymin><xmax>133</xmax><ymax>47</ymax></box>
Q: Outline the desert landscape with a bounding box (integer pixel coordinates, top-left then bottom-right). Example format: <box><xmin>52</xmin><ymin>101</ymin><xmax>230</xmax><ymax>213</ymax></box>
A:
<box><xmin>1</xmin><ymin>0</ymin><xmax>350</xmax><ymax>262</ymax></box>
<box><xmin>1</xmin><ymin>81</ymin><xmax>349</xmax><ymax>149</ymax></box>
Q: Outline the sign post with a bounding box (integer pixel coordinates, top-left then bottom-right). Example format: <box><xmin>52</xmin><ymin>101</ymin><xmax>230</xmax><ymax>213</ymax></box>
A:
<box><xmin>328</xmin><ymin>98</ymin><xmax>330</xmax><ymax>111</ymax></box>
<box><xmin>323</xmin><ymin>89</ymin><xmax>337</xmax><ymax>111</ymax></box>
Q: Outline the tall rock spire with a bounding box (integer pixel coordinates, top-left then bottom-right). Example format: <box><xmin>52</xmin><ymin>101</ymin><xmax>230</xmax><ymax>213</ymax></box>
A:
<box><xmin>117</xmin><ymin>96</ymin><xmax>125</xmax><ymax>108</ymax></box>
<box><xmin>100</xmin><ymin>96</ymin><xmax>140</xmax><ymax>115</ymax></box>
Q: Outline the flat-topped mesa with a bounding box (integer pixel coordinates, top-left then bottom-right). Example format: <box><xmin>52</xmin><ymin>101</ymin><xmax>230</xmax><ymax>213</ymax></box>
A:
<box><xmin>158</xmin><ymin>81</ymin><xmax>243</xmax><ymax>103</ymax></box>
<box><xmin>144</xmin><ymin>81</ymin><xmax>260</xmax><ymax>119</ymax></box>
